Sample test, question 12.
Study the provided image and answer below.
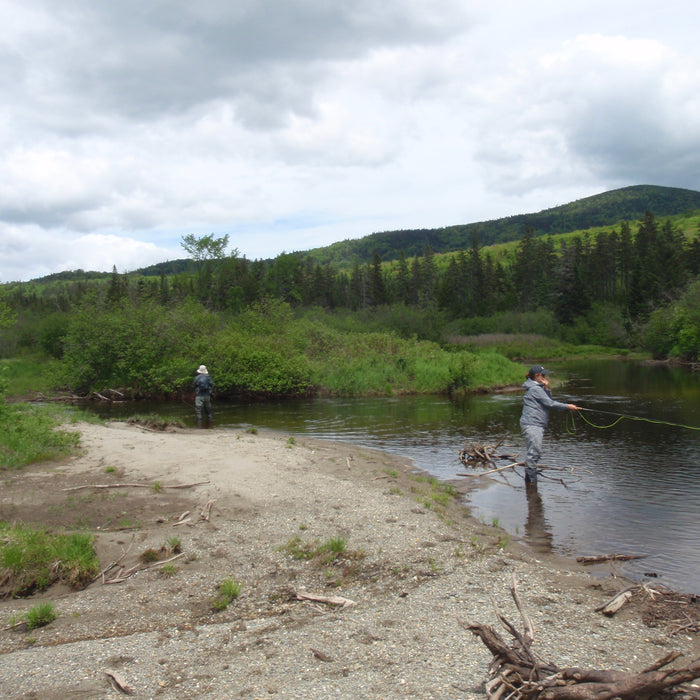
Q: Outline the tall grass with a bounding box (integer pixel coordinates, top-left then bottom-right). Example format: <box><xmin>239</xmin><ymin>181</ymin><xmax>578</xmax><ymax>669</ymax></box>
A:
<box><xmin>0</xmin><ymin>356</ymin><xmax>63</xmax><ymax>396</ymax></box>
<box><xmin>0</xmin><ymin>522</ymin><xmax>99</xmax><ymax>595</ymax></box>
<box><xmin>0</xmin><ymin>403</ymin><xmax>80</xmax><ymax>469</ymax></box>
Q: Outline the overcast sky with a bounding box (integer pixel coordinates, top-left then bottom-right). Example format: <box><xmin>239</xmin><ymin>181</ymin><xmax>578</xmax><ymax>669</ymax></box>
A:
<box><xmin>1</xmin><ymin>1</ymin><xmax>699</xmax><ymax>282</ymax></box>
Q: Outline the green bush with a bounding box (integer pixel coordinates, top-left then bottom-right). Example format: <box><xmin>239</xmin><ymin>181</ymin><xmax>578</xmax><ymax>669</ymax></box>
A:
<box><xmin>644</xmin><ymin>307</ymin><xmax>676</xmax><ymax>359</ymax></box>
<box><xmin>46</xmin><ymin>297</ymin><xmax>526</xmax><ymax>398</ymax></box>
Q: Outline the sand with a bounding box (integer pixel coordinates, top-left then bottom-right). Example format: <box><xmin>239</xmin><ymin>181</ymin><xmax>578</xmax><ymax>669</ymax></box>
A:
<box><xmin>0</xmin><ymin>421</ymin><xmax>697</xmax><ymax>699</ymax></box>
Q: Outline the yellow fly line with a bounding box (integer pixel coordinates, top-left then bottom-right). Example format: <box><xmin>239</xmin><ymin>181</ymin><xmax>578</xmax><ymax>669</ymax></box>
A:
<box><xmin>569</xmin><ymin>407</ymin><xmax>700</xmax><ymax>432</ymax></box>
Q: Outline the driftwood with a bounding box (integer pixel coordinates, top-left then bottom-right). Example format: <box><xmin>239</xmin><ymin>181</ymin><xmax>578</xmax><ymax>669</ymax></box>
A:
<box><xmin>103</xmin><ymin>552</ymin><xmax>185</xmax><ymax>585</ymax></box>
<box><xmin>459</xmin><ymin>438</ymin><xmax>510</xmax><ymax>468</ymax></box>
<box><xmin>460</xmin><ymin>573</ymin><xmax>700</xmax><ymax>699</ymax></box>
<box><xmin>61</xmin><ymin>480</ymin><xmax>210</xmax><ymax>492</ymax></box>
<box><xmin>103</xmin><ymin>670</ymin><xmax>135</xmax><ymax>695</ymax></box>
<box><xmin>459</xmin><ymin>461</ymin><xmax>523</xmax><ymax>477</ymax></box>
<box><xmin>577</xmin><ymin>553</ymin><xmax>647</xmax><ymax>564</ymax></box>
<box><xmin>597</xmin><ymin>588</ymin><xmax>635</xmax><ymax>616</ymax></box>
<box><xmin>93</xmin><ymin>535</ymin><xmax>136</xmax><ymax>584</ymax></box>
<box><xmin>295</xmin><ymin>592</ymin><xmax>357</xmax><ymax>609</ymax></box>
<box><xmin>199</xmin><ymin>499</ymin><xmax>216</xmax><ymax>522</ymax></box>
<box><xmin>0</xmin><ymin>619</ymin><xmax>29</xmax><ymax>632</ymax></box>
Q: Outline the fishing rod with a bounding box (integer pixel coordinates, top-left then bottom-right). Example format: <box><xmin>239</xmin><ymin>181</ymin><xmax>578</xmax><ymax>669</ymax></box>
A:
<box><xmin>574</xmin><ymin>407</ymin><xmax>700</xmax><ymax>431</ymax></box>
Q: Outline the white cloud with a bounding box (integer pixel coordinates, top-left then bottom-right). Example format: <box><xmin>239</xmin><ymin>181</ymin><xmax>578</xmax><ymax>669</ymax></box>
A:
<box><xmin>0</xmin><ymin>0</ymin><xmax>699</xmax><ymax>281</ymax></box>
<box><xmin>0</xmin><ymin>225</ymin><xmax>180</xmax><ymax>281</ymax></box>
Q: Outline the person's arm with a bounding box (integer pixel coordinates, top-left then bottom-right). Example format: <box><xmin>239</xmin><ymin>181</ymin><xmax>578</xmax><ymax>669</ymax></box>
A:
<box><xmin>534</xmin><ymin>384</ymin><xmax>579</xmax><ymax>411</ymax></box>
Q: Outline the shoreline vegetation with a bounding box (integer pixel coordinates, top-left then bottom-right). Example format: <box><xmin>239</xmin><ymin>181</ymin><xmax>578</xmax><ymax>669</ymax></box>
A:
<box><xmin>0</xmin><ymin>331</ymin><xmax>645</xmax><ymax>471</ymax></box>
<box><xmin>2</xmin><ymin>323</ymin><xmax>639</xmax><ymax>402</ymax></box>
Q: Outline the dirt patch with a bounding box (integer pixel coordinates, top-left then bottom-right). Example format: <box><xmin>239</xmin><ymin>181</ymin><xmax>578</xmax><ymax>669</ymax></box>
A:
<box><xmin>0</xmin><ymin>462</ymin><xmax>196</xmax><ymax>533</ymax></box>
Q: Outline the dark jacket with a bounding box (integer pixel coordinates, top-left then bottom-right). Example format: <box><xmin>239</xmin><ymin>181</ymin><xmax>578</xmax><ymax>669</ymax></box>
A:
<box><xmin>194</xmin><ymin>373</ymin><xmax>213</xmax><ymax>397</ymax></box>
<box><xmin>520</xmin><ymin>378</ymin><xmax>568</xmax><ymax>428</ymax></box>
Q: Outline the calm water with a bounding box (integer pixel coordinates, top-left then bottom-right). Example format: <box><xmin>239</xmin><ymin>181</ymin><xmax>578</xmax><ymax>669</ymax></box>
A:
<box><xmin>89</xmin><ymin>359</ymin><xmax>700</xmax><ymax>593</ymax></box>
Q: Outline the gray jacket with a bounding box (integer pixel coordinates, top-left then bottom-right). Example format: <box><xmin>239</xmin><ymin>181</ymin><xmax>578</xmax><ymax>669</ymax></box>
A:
<box><xmin>520</xmin><ymin>378</ymin><xmax>569</xmax><ymax>428</ymax></box>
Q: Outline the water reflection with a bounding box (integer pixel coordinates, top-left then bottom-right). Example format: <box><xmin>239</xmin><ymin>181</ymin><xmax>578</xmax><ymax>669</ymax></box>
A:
<box><xmin>524</xmin><ymin>483</ymin><xmax>553</xmax><ymax>553</ymax></box>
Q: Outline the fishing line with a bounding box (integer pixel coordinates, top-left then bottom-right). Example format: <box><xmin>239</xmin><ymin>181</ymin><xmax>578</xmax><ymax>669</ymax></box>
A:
<box><xmin>568</xmin><ymin>407</ymin><xmax>700</xmax><ymax>432</ymax></box>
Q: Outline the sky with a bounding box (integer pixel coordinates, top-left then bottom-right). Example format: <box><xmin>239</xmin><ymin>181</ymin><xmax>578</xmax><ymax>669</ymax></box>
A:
<box><xmin>1</xmin><ymin>1</ymin><xmax>699</xmax><ymax>282</ymax></box>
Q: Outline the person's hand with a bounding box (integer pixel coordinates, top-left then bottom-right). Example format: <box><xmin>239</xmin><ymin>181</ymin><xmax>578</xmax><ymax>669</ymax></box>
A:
<box><xmin>567</xmin><ymin>404</ymin><xmax>581</xmax><ymax>411</ymax></box>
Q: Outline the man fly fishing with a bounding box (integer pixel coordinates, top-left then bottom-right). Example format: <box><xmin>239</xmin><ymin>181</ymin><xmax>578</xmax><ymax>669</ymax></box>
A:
<box><xmin>194</xmin><ymin>364</ymin><xmax>213</xmax><ymax>427</ymax></box>
<box><xmin>520</xmin><ymin>365</ymin><xmax>581</xmax><ymax>484</ymax></box>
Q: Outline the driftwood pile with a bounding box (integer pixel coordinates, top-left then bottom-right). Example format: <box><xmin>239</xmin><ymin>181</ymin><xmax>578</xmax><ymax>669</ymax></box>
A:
<box><xmin>459</xmin><ymin>438</ymin><xmax>511</xmax><ymax>469</ymax></box>
<box><xmin>460</xmin><ymin>574</ymin><xmax>700</xmax><ymax>699</ymax></box>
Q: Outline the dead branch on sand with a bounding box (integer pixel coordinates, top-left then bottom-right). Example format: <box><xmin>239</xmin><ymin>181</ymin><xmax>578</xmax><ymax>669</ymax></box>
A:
<box><xmin>61</xmin><ymin>480</ymin><xmax>210</xmax><ymax>492</ymax></box>
<box><xmin>103</xmin><ymin>552</ymin><xmax>185</xmax><ymax>585</ymax></box>
<box><xmin>93</xmin><ymin>534</ymin><xmax>136</xmax><ymax>584</ymax></box>
<box><xmin>103</xmin><ymin>669</ymin><xmax>135</xmax><ymax>695</ymax></box>
<box><xmin>459</xmin><ymin>573</ymin><xmax>700</xmax><ymax>699</ymax></box>
<box><xmin>295</xmin><ymin>592</ymin><xmax>357</xmax><ymax>609</ymax></box>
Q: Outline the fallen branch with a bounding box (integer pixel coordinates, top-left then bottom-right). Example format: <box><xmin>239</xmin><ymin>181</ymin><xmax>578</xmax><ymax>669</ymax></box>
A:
<box><xmin>0</xmin><ymin>620</ymin><xmax>28</xmax><ymax>633</ymax></box>
<box><xmin>103</xmin><ymin>552</ymin><xmax>185</xmax><ymax>585</ymax></box>
<box><xmin>458</xmin><ymin>461</ymin><xmax>522</xmax><ymax>477</ymax></box>
<box><xmin>458</xmin><ymin>438</ymin><xmax>508</xmax><ymax>468</ymax></box>
<box><xmin>93</xmin><ymin>535</ymin><xmax>135</xmax><ymax>584</ymax></box>
<box><xmin>62</xmin><ymin>480</ymin><xmax>210</xmax><ymax>492</ymax></box>
<box><xmin>172</xmin><ymin>517</ymin><xmax>192</xmax><ymax>526</ymax></box>
<box><xmin>461</xmin><ymin>574</ymin><xmax>700</xmax><ymax>699</ymax></box>
<box><xmin>104</xmin><ymin>670</ymin><xmax>135</xmax><ymax>695</ymax></box>
<box><xmin>199</xmin><ymin>499</ymin><xmax>216</xmax><ymax>522</ymax></box>
<box><xmin>577</xmin><ymin>553</ymin><xmax>647</xmax><ymax>564</ymax></box>
<box><xmin>295</xmin><ymin>592</ymin><xmax>356</xmax><ymax>609</ymax></box>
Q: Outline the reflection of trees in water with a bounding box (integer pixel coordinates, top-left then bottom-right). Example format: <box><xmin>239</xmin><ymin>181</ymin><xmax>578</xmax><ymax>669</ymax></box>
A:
<box><xmin>524</xmin><ymin>483</ymin><xmax>553</xmax><ymax>553</ymax></box>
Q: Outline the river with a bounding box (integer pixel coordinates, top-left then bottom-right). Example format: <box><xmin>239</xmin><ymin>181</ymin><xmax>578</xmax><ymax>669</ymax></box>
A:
<box><xmin>88</xmin><ymin>359</ymin><xmax>700</xmax><ymax>594</ymax></box>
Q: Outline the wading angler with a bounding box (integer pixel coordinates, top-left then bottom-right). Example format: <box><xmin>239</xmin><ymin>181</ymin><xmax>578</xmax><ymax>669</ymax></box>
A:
<box><xmin>194</xmin><ymin>364</ymin><xmax>213</xmax><ymax>427</ymax></box>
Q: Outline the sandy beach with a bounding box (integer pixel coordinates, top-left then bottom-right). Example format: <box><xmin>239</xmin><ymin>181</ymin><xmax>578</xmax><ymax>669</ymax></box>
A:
<box><xmin>0</xmin><ymin>421</ymin><xmax>698</xmax><ymax>699</ymax></box>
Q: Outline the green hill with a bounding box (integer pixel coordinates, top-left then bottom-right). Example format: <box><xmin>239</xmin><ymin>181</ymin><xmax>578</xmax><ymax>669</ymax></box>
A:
<box><xmin>15</xmin><ymin>184</ymin><xmax>700</xmax><ymax>284</ymax></box>
<box><xmin>300</xmin><ymin>184</ymin><xmax>700</xmax><ymax>266</ymax></box>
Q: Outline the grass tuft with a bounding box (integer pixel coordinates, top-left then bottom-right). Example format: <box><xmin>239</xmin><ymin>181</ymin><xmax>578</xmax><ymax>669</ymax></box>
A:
<box><xmin>210</xmin><ymin>576</ymin><xmax>242</xmax><ymax>612</ymax></box>
<box><xmin>0</xmin><ymin>522</ymin><xmax>99</xmax><ymax>596</ymax></box>
<box><xmin>25</xmin><ymin>602</ymin><xmax>58</xmax><ymax>630</ymax></box>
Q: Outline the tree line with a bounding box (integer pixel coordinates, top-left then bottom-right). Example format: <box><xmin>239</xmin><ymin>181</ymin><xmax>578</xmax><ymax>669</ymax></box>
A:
<box><xmin>3</xmin><ymin>210</ymin><xmax>700</xmax><ymax>363</ymax></box>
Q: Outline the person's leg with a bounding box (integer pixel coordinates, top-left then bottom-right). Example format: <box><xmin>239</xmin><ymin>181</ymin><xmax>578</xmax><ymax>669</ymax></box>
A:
<box><xmin>203</xmin><ymin>396</ymin><xmax>212</xmax><ymax>424</ymax></box>
<box><xmin>522</xmin><ymin>424</ymin><xmax>543</xmax><ymax>483</ymax></box>
<box><xmin>195</xmin><ymin>396</ymin><xmax>204</xmax><ymax>426</ymax></box>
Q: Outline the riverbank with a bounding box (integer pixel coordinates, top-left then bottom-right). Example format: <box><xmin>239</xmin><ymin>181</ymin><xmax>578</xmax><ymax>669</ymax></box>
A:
<box><xmin>0</xmin><ymin>422</ymin><xmax>697</xmax><ymax>699</ymax></box>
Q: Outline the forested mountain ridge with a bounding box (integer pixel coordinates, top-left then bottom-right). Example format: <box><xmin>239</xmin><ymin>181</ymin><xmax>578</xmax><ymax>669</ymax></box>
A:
<box><xmin>13</xmin><ymin>184</ymin><xmax>700</xmax><ymax>284</ymax></box>
<box><xmin>300</xmin><ymin>184</ymin><xmax>700</xmax><ymax>266</ymax></box>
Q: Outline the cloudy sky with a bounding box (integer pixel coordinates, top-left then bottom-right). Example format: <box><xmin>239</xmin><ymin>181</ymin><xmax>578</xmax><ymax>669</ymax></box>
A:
<box><xmin>1</xmin><ymin>1</ymin><xmax>699</xmax><ymax>282</ymax></box>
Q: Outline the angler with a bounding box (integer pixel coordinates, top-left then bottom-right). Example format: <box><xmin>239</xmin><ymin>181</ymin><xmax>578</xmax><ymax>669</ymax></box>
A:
<box><xmin>520</xmin><ymin>365</ymin><xmax>581</xmax><ymax>484</ymax></box>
